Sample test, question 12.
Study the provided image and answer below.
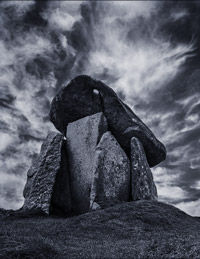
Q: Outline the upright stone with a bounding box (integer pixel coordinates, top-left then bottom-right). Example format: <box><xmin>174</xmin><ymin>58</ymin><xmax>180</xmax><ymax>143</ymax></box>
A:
<box><xmin>23</xmin><ymin>131</ymin><xmax>71</xmax><ymax>214</ymax></box>
<box><xmin>131</xmin><ymin>137</ymin><xmax>157</xmax><ymax>201</ymax></box>
<box><xmin>66</xmin><ymin>112</ymin><xmax>108</xmax><ymax>214</ymax></box>
<box><xmin>90</xmin><ymin>132</ymin><xmax>131</xmax><ymax>210</ymax></box>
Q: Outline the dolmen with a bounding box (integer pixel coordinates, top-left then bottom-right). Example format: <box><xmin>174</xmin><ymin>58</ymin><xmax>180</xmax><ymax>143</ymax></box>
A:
<box><xmin>23</xmin><ymin>75</ymin><xmax>166</xmax><ymax>216</ymax></box>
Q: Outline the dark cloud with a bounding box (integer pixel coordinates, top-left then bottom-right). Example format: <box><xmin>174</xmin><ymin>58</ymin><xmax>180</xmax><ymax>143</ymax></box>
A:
<box><xmin>23</xmin><ymin>1</ymin><xmax>48</xmax><ymax>28</ymax></box>
<box><xmin>161</xmin><ymin>2</ymin><xmax>200</xmax><ymax>41</ymax></box>
<box><xmin>0</xmin><ymin>1</ymin><xmax>199</xmax><ymax>215</ymax></box>
<box><xmin>0</xmin><ymin>94</ymin><xmax>15</xmax><ymax>109</ymax></box>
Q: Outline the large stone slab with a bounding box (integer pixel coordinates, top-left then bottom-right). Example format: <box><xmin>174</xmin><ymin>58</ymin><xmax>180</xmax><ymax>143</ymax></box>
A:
<box><xmin>66</xmin><ymin>112</ymin><xmax>108</xmax><ymax>214</ymax></box>
<box><xmin>90</xmin><ymin>132</ymin><xmax>131</xmax><ymax>210</ymax></box>
<box><xmin>49</xmin><ymin>75</ymin><xmax>166</xmax><ymax>167</ymax></box>
<box><xmin>131</xmin><ymin>137</ymin><xmax>158</xmax><ymax>201</ymax></box>
<box><xmin>23</xmin><ymin>131</ymin><xmax>71</xmax><ymax>214</ymax></box>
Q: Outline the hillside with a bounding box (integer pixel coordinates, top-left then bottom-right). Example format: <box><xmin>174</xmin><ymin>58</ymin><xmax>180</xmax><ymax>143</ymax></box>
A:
<box><xmin>0</xmin><ymin>200</ymin><xmax>200</xmax><ymax>259</ymax></box>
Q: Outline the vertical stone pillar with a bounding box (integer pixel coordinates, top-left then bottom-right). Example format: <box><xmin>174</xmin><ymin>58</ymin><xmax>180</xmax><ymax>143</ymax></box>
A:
<box><xmin>23</xmin><ymin>131</ymin><xmax>71</xmax><ymax>214</ymax></box>
<box><xmin>66</xmin><ymin>112</ymin><xmax>108</xmax><ymax>214</ymax></box>
<box><xmin>130</xmin><ymin>137</ymin><xmax>157</xmax><ymax>201</ymax></box>
<box><xmin>90</xmin><ymin>131</ymin><xmax>131</xmax><ymax>210</ymax></box>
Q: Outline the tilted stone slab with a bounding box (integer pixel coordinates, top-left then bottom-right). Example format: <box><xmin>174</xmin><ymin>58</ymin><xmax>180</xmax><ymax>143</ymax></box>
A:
<box><xmin>23</xmin><ymin>131</ymin><xmax>71</xmax><ymax>214</ymax></box>
<box><xmin>49</xmin><ymin>75</ymin><xmax>166</xmax><ymax>167</ymax></box>
<box><xmin>131</xmin><ymin>137</ymin><xmax>158</xmax><ymax>201</ymax></box>
<box><xmin>90</xmin><ymin>131</ymin><xmax>131</xmax><ymax>210</ymax></box>
<box><xmin>66</xmin><ymin>112</ymin><xmax>108</xmax><ymax>214</ymax></box>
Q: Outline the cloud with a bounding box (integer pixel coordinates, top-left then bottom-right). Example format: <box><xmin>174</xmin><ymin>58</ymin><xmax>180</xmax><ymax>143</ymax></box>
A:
<box><xmin>176</xmin><ymin>199</ymin><xmax>200</xmax><ymax>217</ymax></box>
<box><xmin>82</xmin><ymin>1</ymin><xmax>195</xmax><ymax>103</ymax></box>
<box><xmin>0</xmin><ymin>133</ymin><xmax>13</xmax><ymax>152</ymax></box>
<box><xmin>191</xmin><ymin>181</ymin><xmax>200</xmax><ymax>190</ymax></box>
<box><xmin>153</xmin><ymin>166</ymin><xmax>200</xmax><ymax>217</ymax></box>
<box><xmin>0</xmin><ymin>171</ymin><xmax>25</xmax><ymax>210</ymax></box>
<box><xmin>42</xmin><ymin>1</ymin><xmax>82</xmax><ymax>31</ymax></box>
<box><xmin>0</xmin><ymin>1</ymin><xmax>35</xmax><ymax>16</ymax></box>
<box><xmin>153</xmin><ymin>167</ymin><xmax>188</xmax><ymax>203</ymax></box>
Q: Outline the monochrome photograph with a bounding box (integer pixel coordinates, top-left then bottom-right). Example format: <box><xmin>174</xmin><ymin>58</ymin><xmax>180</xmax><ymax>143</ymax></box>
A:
<box><xmin>0</xmin><ymin>1</ymin><xmax>200</xmax><ymax>258</ymax></box>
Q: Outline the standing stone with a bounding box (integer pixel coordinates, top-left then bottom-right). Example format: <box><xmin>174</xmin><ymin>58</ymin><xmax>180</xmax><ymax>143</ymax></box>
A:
<box><xmin>66</xmin><ymin>112</ymin><xmax>108</xmax><ymax>214</ymax></box>
<box><xmin>131</xmin><ymin>137</ymin><xmax>157</xmax><ymax>201</ymax></box>
<box><xmin>90</xmin><ymin>132</ymin><xmax>131</xmax><ymax>210</ymax></box>
<box><xmin>23</xmin><ymin>131</ymin><xmax>71</xmax><ymax>214</ymax></box>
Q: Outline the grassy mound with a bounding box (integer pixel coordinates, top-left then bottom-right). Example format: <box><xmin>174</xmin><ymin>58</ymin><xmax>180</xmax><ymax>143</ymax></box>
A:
<box><xmin>0</xmin><ymin>200</ymin><xmax>200</xmax><ymax>258</ymax></box>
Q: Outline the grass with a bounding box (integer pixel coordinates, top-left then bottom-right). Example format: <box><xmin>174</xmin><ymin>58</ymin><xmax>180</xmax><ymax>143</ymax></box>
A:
<box><xmin>0</xmin><ymin>200</ymin><xmax>200</xmax><ymax>258</ymax></box>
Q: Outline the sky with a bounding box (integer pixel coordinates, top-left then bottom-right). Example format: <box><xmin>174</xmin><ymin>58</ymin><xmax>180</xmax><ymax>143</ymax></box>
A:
<box><xmin>0</xmin><ymin>1</ymin><xmax>199</xmax><ymax>216</ymax></box>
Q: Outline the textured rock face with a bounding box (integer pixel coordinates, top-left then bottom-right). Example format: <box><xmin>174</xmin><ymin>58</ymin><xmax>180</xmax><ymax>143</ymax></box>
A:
<box><xmin>49</xmin><ymin>75</ymin><xmax>166</xmax><ymax>167</ymax></box>
<box><xmin>66</xmin><ymin>112</ymin><xmax>108</xmax><ymax>214</ymax></box>
<box><xmin>131</xmin><ymin>137</ymin><xmax>157</xmax><ymax>201</ymax></box>
<box><xmin>90</xmin><ymin>132</ymin><xmax>131</xmax><ymax>210</ymax></box>
<box><xmin>23</xmin><ymin>154</ymin><xmax>39</xmax><ymax>199</ymax></box>
<box><xmin>23</xmin><ymin>131</ymin><xmax>71</xmax><ymax>214</ymax></box>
